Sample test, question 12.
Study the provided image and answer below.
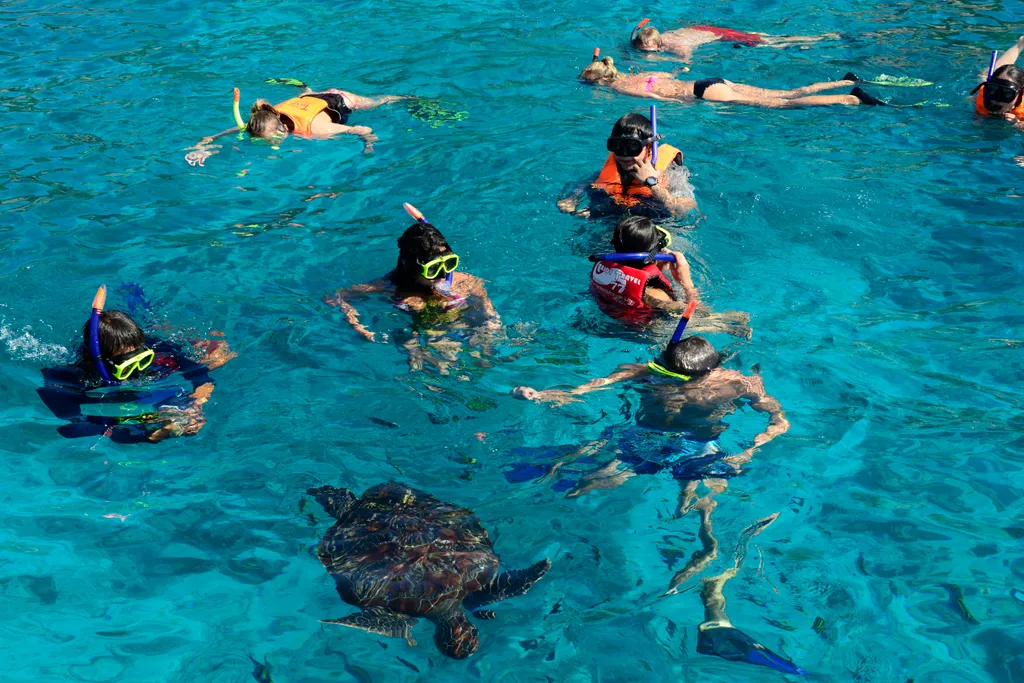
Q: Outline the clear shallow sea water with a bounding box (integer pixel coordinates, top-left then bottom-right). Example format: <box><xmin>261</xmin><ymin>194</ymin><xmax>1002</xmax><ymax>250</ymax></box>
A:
<box><xmin>2</xmin><ymin>0</ymin><xmax>1024</xmax><ymax>681</ymax></box>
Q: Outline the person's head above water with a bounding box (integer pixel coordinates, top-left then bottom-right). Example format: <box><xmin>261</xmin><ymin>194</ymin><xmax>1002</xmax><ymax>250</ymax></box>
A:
<box><xmin>391</xmin><ymin>222</ymin><xmax>457</xmax><ymax>290</ymax></box>
<box><xmin>246</xmin><ymin>99</ymin><xmax>290</xmax><ymax>140</ymax></box>
<box><xmin>607</xmin><ymin>112</ymin><xmax>656</xmax><ymax>170</ymax></box>
<box><xmin>981</xmin><ymin>65</ymin><xmax>1024</xmax><ymax>114</ymax></box>
<box><xmin>632</xmin><ymin>26</ymin><xmax>663</xmax><ymax>51</ymax></box>
<box><xmin>612</xmin><ymin>215</ymin><xmax>669</xmax><ymax>253</ymax></box>
<box><xmin>663</xmin><ymin>336</ymin><xmax>722</xmax><ymax>377</ymax></box>
<box><xmin>580</xmin><ymin>56</ymin><xmax>618</xmax><ymax>83</ymax></box>
<box><xmin>81</xmin><ymin>310</ymin><xmax>144</xmax><ymax>359</ymax></box>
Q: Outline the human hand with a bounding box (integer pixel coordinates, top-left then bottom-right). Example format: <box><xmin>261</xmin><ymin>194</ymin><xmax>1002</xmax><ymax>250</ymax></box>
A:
<box><xmin>628</xmin><ymin>155</ymin><xmax>659</xmax><ymax>182</ymax></box>
<box><xmin>185</xmin><ymin>141</ymin><xmax>220</xmax><ymax>167</ymax></box>
<box><xmin>511</xmin><ymin>387</ymin><xmax>581</xmax><ymax>406</ymax></box>
<box><xmin>556</xmin><ymin>197</ymin><xmax>578</xmax><ymax>213</ymax></box>
<box><xmin>362</xmin><ymin>133</ymin><xmax>378</xmax><ymax>154</ymax></box>
<box><xmin>195</xmin><ymin>340</ymin><xmax>238</xmax><ymax>370</ymax></box>
<box><xmin>148</xmin><ymin>405</ymin><xmax>207</xmax><ymax>441</ymax></box>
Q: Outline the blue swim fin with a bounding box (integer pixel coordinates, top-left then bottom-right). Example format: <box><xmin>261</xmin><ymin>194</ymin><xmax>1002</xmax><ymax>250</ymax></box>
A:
<box><xmin>697</xmin><ymin>625</ymin><xmax>807</xmax><ymax>676</ymax></box>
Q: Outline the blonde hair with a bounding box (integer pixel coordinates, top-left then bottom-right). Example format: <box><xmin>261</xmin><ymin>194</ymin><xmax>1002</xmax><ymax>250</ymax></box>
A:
<box><xmin>580</xmin><ymin>56</ymin><xmax>618</xmax><ymax>82</ymax></box>
<box><xmin>246</xmin><ymin>99</ymin><xmax>285</xmax><ymax>138</ymax></box>
<box><xmin>632</xmin><ymin>26</ymin><xmax>662</xmax><ymax>49</ymax></box>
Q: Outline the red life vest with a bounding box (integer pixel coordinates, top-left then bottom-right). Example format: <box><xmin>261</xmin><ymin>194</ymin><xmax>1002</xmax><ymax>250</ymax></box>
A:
<box><xmin>590</xmin><ymin>260</ymin><xmax>676</xmax><ymax>320</ymax></box>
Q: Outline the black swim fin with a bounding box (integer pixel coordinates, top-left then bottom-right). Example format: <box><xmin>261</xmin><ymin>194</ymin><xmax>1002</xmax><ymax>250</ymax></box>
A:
<box><xmin>851</xmin><ymin>86</ymin><xmax>887</xmax><ymax>106</ymax></box>
<box><xmin>842</xmin><ymin>72</ymin><xmax>861</xmax><ymax>83</ymax></box>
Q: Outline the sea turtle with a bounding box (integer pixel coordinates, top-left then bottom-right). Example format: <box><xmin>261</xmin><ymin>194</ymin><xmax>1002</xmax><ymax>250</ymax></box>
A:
<box><xmin>307</xmin><ymin>482</ymin><xmax>552</xmax><ymax>659</ymax></box>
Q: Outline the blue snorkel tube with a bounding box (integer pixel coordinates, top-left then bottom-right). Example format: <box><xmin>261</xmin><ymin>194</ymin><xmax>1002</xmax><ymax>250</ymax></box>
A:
<box><xmin>89</xmin><ymin>285</ymin><xmax>114</xmax><ymax>384</ymax></box>
<box><xmin>988</xmin><ymin>50</ymin><xmax>999</xmax><ymax>79</ymax></box>
<box><xmin>671</xmin><ymin>300</ymin><xmax>698</xmax><ymax>343</ymax></box>
<box><xmin>650</xmin><ymin>104</ymin><xmax>658</xmax><ymax>166</ymax></box>
<box><xmin>403</xmin><ymin>202</ymin><xmax>454</xmax><ymax>292</ymax></box>
<box><xmin>589</xmin><ymin>252</ymin><xmax>676</xmax><ymax>263</ymax></box>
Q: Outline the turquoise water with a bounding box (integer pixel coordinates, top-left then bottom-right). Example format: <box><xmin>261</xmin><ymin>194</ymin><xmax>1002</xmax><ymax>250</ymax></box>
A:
<box><xmin>2</xmin><ymin>0</ymin><xmax>1024</xmax><ymax>680</ymax></box>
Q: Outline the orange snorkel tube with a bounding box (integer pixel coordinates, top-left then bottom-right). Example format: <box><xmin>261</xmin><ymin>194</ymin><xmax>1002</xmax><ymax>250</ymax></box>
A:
<box><xmin>631</xmin><ymin>17</ymin><xmax>651</xmax><ymax>43</ymax></box>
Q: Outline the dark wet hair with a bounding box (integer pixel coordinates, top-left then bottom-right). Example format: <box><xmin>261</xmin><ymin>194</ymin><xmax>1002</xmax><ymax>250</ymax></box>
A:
<box><xmin>663</xmin><ymin>336</ymin><xmax>721</xmax><ymax>377</ymax></box>
<box><xmin>610</xmin><ymin>113</ymin><xmax>653</xmax><ymax>140</ymax></box>
<box><xmin>992</xmin><ymin>64</ymin><xmax>1024</xmax><ymax>88</ymax></box>
<box><xmin>81</xmin><ymin>310</ymin><xmax>144</xmax><ymax>360</ymax></box>
<box><xmin>612</xmin><ymin>215</ymin><xmax>662</xmax><ymax>254</ymax></box>
<box><xmin>389</xmin><ymin>222</ymin><xmax>452</xmax><ymax>289</ymax></box>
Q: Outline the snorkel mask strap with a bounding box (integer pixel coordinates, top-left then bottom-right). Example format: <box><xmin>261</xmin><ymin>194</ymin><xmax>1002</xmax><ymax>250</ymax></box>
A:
<box><xmin>631</xmin><ymin>17</ymin><xmax>650</xmax><ymax>42</ymax></box>
<box><xmin>89</xmin><ymin>285</ymin><xmax>114</xmax><ymax>385</ymax></box>
<box><xmin>671</xmin><ymin>300</ymin><xmax>698</xmax><ymax>343</ymax></box>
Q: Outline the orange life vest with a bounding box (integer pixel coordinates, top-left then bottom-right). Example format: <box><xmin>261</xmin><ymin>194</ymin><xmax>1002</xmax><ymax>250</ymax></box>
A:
<box><xmin>275</xmin><ymin>96</ymin><xmax>331</xmax><ymax>135</ymax></box>
<box><xmin>974</xmin><ymin>86</ymin><xmax>1024</xmax><ymax>118</ymax></box>
<box><xmin>591</xmin><ymin>144</ymin><xmax>683</xmax><ymax>207</ymax></box>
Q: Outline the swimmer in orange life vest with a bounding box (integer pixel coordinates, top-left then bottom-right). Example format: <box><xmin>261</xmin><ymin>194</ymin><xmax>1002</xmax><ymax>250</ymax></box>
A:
<box><xmin>557</xmin><ymin>112</ymin><xmax>696</xmax><ymax>218</ymax></box>
<box><xmin>971</xmin><ymin>36</ymin><xmax>1024</xmax><ymax>125</ymax></box>
<box><xmin>324</xmin><ymin>207</ymin><xmax>502</xmax><ymax>375</ymax></box>
<box><xmin>185</xmin><ymin>87</ymin><xmax>408</xmax><ymax>166</ymax></box>
<box><xmin>579</xmin><ymin>53</ymin><xmax>887</xmax><ymax>109</ymax></box>
<box><xmin>589</xmin><ymin>216</ymin><xmax>752</xmax><ymax>337</ymax></box>
<box><xmin>629</xmin><ymin>17</ymin><xmax>841</xmax><ymax>63</ymax></box>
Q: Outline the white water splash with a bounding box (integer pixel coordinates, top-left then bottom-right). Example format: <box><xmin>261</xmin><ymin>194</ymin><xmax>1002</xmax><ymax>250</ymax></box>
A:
<box><xmin>0</xmin><ymin>320</ymin><xmax>69</xmax><ymax>361</ymax></box>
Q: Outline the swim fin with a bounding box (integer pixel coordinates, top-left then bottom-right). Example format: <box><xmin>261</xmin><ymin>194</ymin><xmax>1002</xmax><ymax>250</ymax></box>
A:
<box><xmin>697</xmin><ymin>624</ymin><xmax>807</xmax><ymax>676</ymax></box>
<box><xmin>265</xmin><ymin>77</ymin><xmax>307</xmax><ymax>88</ymax></box>
<box><xmin>851</xmin><ymin>86</ymin><xmax>887</xmax><ymax>106</ymax></box>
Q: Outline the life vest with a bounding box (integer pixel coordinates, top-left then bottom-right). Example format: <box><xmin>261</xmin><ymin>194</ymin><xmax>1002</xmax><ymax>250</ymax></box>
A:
<box><xmin>974</xmin><ymin>85</ymin><xmax>1024</xmax><ymax>118</ymax></box>
<box><xmin>591</xmin><ymin>144</ymin><xmax>683</xmax><ymax>207</ymax></box>
<box><xmin>590</xmin><ymin>260</ymin><xmax>676</xmax><ymax>320</ymax></box>
<box><xmin>274</xmin><ymin>96</ymin><xmax>331</xmax><ymax>135</ymax></box>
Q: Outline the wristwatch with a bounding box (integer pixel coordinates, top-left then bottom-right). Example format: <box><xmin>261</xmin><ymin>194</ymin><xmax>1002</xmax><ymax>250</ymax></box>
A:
<box><xmin>644</xmin><ymin>176</ymin><xmax>659</xmax><ymax>187</ymax></box>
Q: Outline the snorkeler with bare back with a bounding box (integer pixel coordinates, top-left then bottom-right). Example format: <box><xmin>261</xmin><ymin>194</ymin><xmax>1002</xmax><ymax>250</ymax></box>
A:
<box><xmin>629</xmin><ymin>17</ymin><xmax>840</xmax><ymax>63</ymax></box>
<box><xmin>580</xmin><ymin>51</ymin><xmax>885</xmax><ymax>109</ymax></box>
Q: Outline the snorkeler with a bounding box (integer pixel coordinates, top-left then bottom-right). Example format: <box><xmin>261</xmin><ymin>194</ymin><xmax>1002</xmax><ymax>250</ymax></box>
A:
<box><xmin>580</xmin><ymin>53</ymin><xmax>886</xmax><ymax>109</ymax></box>
<box><xmin>37</xmin><ymin>286</ymin><xmax>237</xmax><ymax>444</ymax></box>
<box><xmin>324</xmin><ymin>205</ymin><xmax>501</xmax><ymax>374</ymax></box>
<box><xmin>513</xmin><ymin>327</ymin><xmax>788</xmax><ymax>586</ymax></box>
<box><xmin>629</xmin><ymin>17</ymin><xmax>841</xmax><ymax>62</ymax></box>
<box><xmin>557</xmin><ymin>112</ymin><xmax>696</xmax><ymax>218</ymax></box>
<box><xmin>971</xmin><ymin>36</ymin><xmax>1024</xmax><ymax>124</ymax></box>
<box><xmin>185</xmin><ymin>86</ymin><xmax>409</xmax><ymax>165</ymax></box>
<box><xmin>589</xmin><ymin>216</ymin><xmax>751</xmax><ymax>337</ymax></box>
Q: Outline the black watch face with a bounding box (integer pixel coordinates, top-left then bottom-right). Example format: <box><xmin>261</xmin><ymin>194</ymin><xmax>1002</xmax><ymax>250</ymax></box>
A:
<box><xmin>645</xmin><ymin>176</ymin><xmax>658</xmax><ymax>187</ymax></box>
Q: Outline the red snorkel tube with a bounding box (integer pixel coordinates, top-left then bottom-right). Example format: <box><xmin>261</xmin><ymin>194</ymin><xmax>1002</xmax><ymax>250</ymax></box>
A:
<box><xmin>670</xmin><ymin>301</ymin><xmax>698</xmax><ymax>343</ymax></box>
<box><xmin>631</xmin><ymin>17</ymin><xmax>650</xmax><ymax>43</ymax></box>
<box><xmin>403</xmin><ymin>203</ymin><xmax>454</xmax><ymax>292</ymax></box>
<box><xmin>89</xmin><ymin>285</ymin><xmax>114</xmax><ymax>384</ymax></box>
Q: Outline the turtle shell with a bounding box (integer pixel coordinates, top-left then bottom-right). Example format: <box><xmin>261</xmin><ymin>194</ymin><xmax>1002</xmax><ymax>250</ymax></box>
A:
<box><xmin>315</xmin><ymin>483</ymin><xmax>499</xmax><ymax>616</ymax></box>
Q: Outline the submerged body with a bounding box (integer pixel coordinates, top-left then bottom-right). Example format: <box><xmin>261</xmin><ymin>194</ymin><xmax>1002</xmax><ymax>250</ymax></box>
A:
<box><xmin>633</xmin><ymin>22</ymin><xmax>841</xmax><ymax>62</ymax></box>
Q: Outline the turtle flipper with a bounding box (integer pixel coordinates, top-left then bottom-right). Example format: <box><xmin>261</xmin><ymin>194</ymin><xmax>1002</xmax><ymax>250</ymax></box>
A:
<box><xmin>306</xmin><ymin>486</ymin><xmax>356</xmax><ymax>520</ymax></box>
<box><xmin>464</xmin><ymin>559</ymin><xmax>552</xmax><ymax>611</ymax></box>
<box><xmin>320</xmin><ymin>606</ymin><xmax>419</xmax><ymax>646</ymax></box>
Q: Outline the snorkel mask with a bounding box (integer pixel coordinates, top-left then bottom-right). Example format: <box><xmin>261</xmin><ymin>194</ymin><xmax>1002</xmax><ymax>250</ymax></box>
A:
<box><xmin>974</xmin><ymin>77</ymin><xmax>1023</xmax><ymax>112</ymax></box>
<box><xmin>403</xmin><ymin>203</ymin><xmax>459</xmax><ymax>291</ymax></box>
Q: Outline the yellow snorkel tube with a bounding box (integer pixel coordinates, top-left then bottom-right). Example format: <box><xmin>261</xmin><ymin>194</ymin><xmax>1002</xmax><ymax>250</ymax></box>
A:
<box><xmin>233</xmin><ymin>87</ymin><xmax>246</xmax><ymax>131</ymax></box>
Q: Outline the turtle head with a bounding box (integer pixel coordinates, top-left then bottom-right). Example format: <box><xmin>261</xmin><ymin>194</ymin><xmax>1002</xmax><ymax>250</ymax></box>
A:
<box><xmin>306</xmin><ymin>486</ymin><xmax>357</xmax><ymax>520</ymax></box>
<box><xmin>434</xmin><ymin>612</ymin><xmax>479</xmax><ymax>659</ymax></box>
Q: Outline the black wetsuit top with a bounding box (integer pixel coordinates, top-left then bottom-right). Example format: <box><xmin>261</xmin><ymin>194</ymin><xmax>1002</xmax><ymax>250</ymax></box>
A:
<box><xmin>37</xmin><ymin>339</ymin><xmax>213</xmax><ymax>444</ymax></box>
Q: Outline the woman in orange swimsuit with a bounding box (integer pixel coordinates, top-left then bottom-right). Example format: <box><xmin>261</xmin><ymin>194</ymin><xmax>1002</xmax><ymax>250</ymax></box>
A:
<box><xmin>185</xmin><ymin>87</ymin><xmax>408</xmax><ymax>166</ymax></box>
<box><xmin>580</xmin><ymin>54</ymin><xmax>885</xmax><ymax>109</ymax></box>
<box><xmin>630</xmin><ymin>18</ymin><xmax>841</xmax><ymax>61</ymax></box>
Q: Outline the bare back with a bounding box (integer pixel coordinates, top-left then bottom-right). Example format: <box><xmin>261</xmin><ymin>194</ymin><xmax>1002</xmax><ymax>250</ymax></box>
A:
<box><xmin>637</xmin><ymin>368</ymin><xmax>763</xmax><ymax>431</ymax></box>
<box><xmin>612</xmin><ymin>73</ymin><xmax>695</xmax><ymax>102</ymax></box>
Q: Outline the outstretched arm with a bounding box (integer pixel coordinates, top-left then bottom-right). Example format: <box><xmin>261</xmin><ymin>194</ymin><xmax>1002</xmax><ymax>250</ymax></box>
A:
<box><xmin>463</xmin><ymin>275</ymin><xmax>501</xmax><ymax>327</ymax></box>
<box><xmin>184</xmin><ymin>127</ymin><xmax>240</xmax><ymax>166</ymax></box>
<box><xmin>981</xmin><ymin>35</ymin><xmax>1024</xmax><ymax>81</ymax></box>
<box><xmin>323</xmin><ymin>123</ymin><xmax>378</xmax><ymax>153</ymax></box>
<box><xmin>513</xmin><ymin>363</ymin><xmax>648</xmax><ymax>405</ymax></box>
<box><xmin>324</xmin><ymin>281</ymin><xmax>387</xmax><ymax>341</ymax></box>
<box><xmin>725</xmin><ymin>377</ymin><xmax>790</xmax><ymax>468</ymax></box>
<box><xmin>556</xmin><ymin>182</ymin><xmax>589</xmax><ymax>215</ymax></box>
